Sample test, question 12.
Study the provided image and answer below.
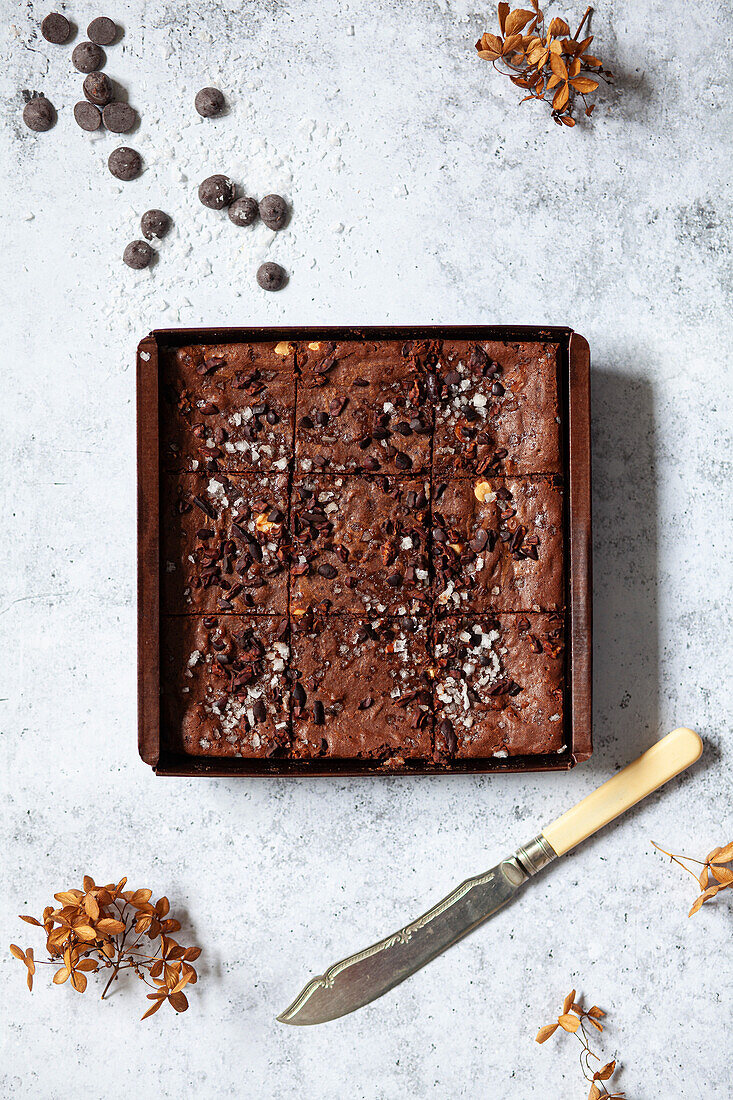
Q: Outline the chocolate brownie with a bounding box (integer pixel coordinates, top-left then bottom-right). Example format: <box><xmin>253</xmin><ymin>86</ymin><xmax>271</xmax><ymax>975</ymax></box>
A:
<box><xmin>433</xmin><ymin>340</ymin><xmax>561</xmax><ymax>475</ymax></box>
<box><xmin>162</xmin><ymin>615</ymin><xmax>290</xmax><ymax>757</ymax></box>
<box><xmin>161</xmin><ymin>472</ymin><xmax>289</xmax><ymax>614</ymax></box>
<box><xmin>162</xmin><ymin>341</ymin><xmax>295</xmax><ymax>473</ymax></box>
<box><xmin>433</xmin><ymin>614</ymin><xmax>564</xmax><ymax>759</ymax></box>
<box><xmin>295</xmin><ymin>340</ymin><xmax>433</xmax><ymax>474</ymax></box>
<box><xmin>432</xmin><ymin>475</ymin><xmax>564</xmax><ymax>612</ymax></box>
<box><xmin>290</xmin><ymin>613</ymin><xmax>432</xmax><ymax>761</ymax></box>
<box><xmin>290</xmin><ymin>474</ymin><xmax>431</xmax><ymax>615</ymax></box>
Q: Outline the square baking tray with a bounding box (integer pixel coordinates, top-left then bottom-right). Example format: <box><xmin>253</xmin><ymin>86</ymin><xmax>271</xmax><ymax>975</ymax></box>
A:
<box><xmin>137</xmin><ymin>325</ymin><xmax>591</xmax><ymax>776</ymax></box>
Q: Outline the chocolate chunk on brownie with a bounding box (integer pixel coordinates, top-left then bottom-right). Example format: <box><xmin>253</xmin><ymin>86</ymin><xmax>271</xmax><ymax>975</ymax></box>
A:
<box><xmin>433</xmin><ymin>613</ymin><xmax>564</xmax><ymax>759</ymax></box>
<box><xmin>433</xmin><ymin>340</ymin><xmax>561</xmax><ymax>475</ymax></box>
<box><xmin>161</xmin><ymin>341</ymin><xmax>295</xmax><ymax>473</ymax></box>
<box><xmin>290</xmin><ymin>613</ymin><xmax>432</xmax><ymax>761</ymax></box>
<box><xmin>162</xmin><ymin>615</ymin><xmax>290</xmax><ymax>757</ymax></box>
<box><xmin>295</xmin><ymin>340</ymin><xmax>433</xmax><ymax>474</ymax></box>
<box><xmin>161</xmin><ymin>472</ymin><xmax>289</xmax><ymax>614</ymax></box>
<box><xmin>432</xmin><ymin>475</ymin><xmax>563</xmax><ymax>612</ymax></box>
<box><xmin>290</xmin><ymin>474</ymin><xmax>431</xmax><ymax>615</ymax></box>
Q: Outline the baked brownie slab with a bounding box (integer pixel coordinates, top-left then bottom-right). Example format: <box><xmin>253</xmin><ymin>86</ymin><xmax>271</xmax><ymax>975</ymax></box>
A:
<box><xmin>433</xmin><ymin>340</ymin><xmax>561</xmax><ymax>476</ymax></box>
<box><xmin>161</xmin><ymin>472</ymin><xmax>289</xmax><ymax>614</ymax></box>
<box><xmin>162</xmin><ymin>615</ymin><xmax>290</xmax><ymax>757</ymax></box>
<box><xmin>432</xmin><ymin>475</ymin><xmax>564</xmax><ymax>613</ymax></box>
<box><xmin>290</xmin><ymin>613</ymin><xmax>432</xmax><ymax>761</ymax></box>
<box><xmin>161</xmin><ymin>341</ymin><xmax>295</xmax><ymax>473</ymax></box>
<box><xmin>295</xmin><ymin>340</ymin><xmax>433</xmax><ymax>474</ymax></box>
<box><xmin>433</xmin><ymin>613</ymin><xmax>564</xmax><ymax>759</ymax></box>
<box><xmin>290</xmin><ymin>474</ymin><xmax>431</xmax><ymax>616</ymax></box>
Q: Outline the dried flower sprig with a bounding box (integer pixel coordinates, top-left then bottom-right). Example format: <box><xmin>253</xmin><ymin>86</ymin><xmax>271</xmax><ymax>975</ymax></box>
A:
<box><xmin>652</xmin><ymin>841</ymin><xmax>733</xmax><ymax>916</ymax></box>
<box><xmin>475</xmin><ymin>2</ymin><xmax>613</xmax><ymax>127</ymax></box>
<box><xmin>10</xmin><ymin>876</ymin><xmax>202</xmax><ymax>1020</ymax></box>
<box><xmin>536</xmin><ymin>990</ymin><xmax>624</xmax><ymax>1099</ymax></box>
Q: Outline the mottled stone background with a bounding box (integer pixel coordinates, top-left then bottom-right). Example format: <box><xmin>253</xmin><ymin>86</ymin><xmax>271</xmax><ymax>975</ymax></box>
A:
<box><xmin>1</xmin><ymin>0</ymin><xmax>731</xmax><ymax>1096</ymax></box>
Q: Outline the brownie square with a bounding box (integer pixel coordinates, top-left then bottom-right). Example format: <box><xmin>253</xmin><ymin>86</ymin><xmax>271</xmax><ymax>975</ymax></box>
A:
<box><xmin>161</xmin><ymin>472</ymin><xmax>289</xmax><ymax>614</ymax></box>
<box><xmin>290</xmin><ymin>613</ymin><xmax>432</xmax><ymax>761</ymax></box>
<box><xmin>161</xmin><ymin>341</ymin><xmax>296</xmax><ymax>473</ymax></box>
<box><xmin>432</xmin><ymin>475</ymin><xmax>564</xmax><ymax>612</ymax></box>
<box><xmin>295</xmin><ymin>340</ymin><xmax>433</xmax><ymax>474</ymax></box>
<box><xmin>162</xmin><ymin>615</ymin><xmax>290</xmax><ymax>757</ymax></box>
<box><xmin>433</xmin><ymin>340</ymin><xmax>561</xmax><ymax>475</ymax></box>
<box><xmin>433</xmin><ymin>614</ymin><xmax>565</xmax><ymax>759</ymax></box>
<box><xmin>290</xmin><ymin>474</ymin><xmax>431</xmax><ymax>616</ymax></box>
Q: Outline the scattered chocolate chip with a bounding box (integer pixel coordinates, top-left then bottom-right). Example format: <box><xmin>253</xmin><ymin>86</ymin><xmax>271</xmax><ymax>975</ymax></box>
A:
<box><xmin>123</xmin><ymin>240</ymin><xmax>153</xmax><ymax>269</ymax></box>
<box><xmin>102</xmin><ymin>101</ymin><xmax>136</xmax><ymax>133</ymax></box>
<box><xmin>108</xmin><ymin>146</ymin><xmax>141</xmax><ymax>180</ymax></box>
<box><xmin>259</xmin><ymin>193</ymin><xmax>288</xmax><ymax>230</ymax></box>
<box><xmin>317</xmin><ymin>563</ymin><xmax>337</xmax><ymax>579</ymax></box>
<box><xmin>72</xmin><ymin>41</ymin><xmax>104</xmax><ymax>72</ymax></box>
<box><xmin>87</xmin><ymin>16</ymin><xmax>117</xmax><ymax>45</ymax></box>
<box><xmin>228</xmin><ymin>196</ymin><xmax>258</xmax><ymax>226</ymax></box>
<box><xmin>293</xmin><ymin>682</ymin><xmax>306</xmax><ymax>708</ymax></box>
<box><xmin>312</xmin><ymin>700</ymin><xmax>325</xmax><ymax>725</ymax></box>
<box><xmin>73</xmin><ymin>100</ymin><xmax>102</xmax><ymax>131</ymax></box>
<box><xmin>252</xmin><ymin>698</ymin><xmax>267</xmax><ymax>724</ymax></box>
<box><xmin>492</xmin><ymin>381</ymin><xmax>505</xmax><ymax>396</ymax></box>
<box><xmin>83</xmin><ymin>71</ymin><xmax>113</xmax><ymax>106</ymax></box>
<box><xmin>23</xmin><ymin>96</ymin><xmax>55</xmax><ymax>132</ymax></box>
<box><xmin>141</xmin><ymin>209</ymin><xmax>171</xmax><ymax>240</ymax></box>
<box><xmin>41</xmin><ymin>13</ymin><xmax>71</xmax><ymax>43</ymax></box>
<box><xmin>198</xmin><ymin>174</ymin><xmax>235</xmax><ymax>209</ymax></box>
<box><xmin>256</xmin><ymin>262</ymin><xmax>286</xmax><ymax>291</ymax></box>
<box><xmin>195</xmin><ymin>87</ymin><xmax>226</xmax><ymax>117</ymax></box>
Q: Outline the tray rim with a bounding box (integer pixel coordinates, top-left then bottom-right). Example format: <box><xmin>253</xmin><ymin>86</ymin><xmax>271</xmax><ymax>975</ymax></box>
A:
<box><xmin>137</xmin><ymin>324</ymin><xmax>592</xmax><ymax>777</ymax></box>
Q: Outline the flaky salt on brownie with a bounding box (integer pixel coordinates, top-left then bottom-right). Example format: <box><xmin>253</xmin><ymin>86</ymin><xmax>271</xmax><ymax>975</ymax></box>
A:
<box><xmin>432</xmin><ymin>614</ymin><xmax>564</xmax><ymax>760</ymax></box>
<box><xmin>161</xmin><ymin>615</ymin><xmax>290</xmax><ymax>757</ymax></box>
<box><xmin>290</xmin><ymin>612</ymin><xmax>432</xmax><ymax>761</ymax></box>
<box><xmin>290</xmin><ymin>474</ymin><xmax>431</xmax><ymax>616</ymax></box>
<box><xmin>161</xmin><ymin>341</ymin><xmax>295</xmax><ymax>473</ymax></box>
<box><xmin>433</xmin><ymin>340</ymin><xmax>562</xmax><ymax>476</ymax></box>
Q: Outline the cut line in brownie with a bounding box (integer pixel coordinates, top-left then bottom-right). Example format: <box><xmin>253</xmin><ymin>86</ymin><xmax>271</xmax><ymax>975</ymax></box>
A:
<box><xmin>290</xmin><ymin>473</ymin><xmax>431</xmax><ymax>616</ymax></box>
<box><xmin>295</xmin><ymin>340</ymin><xmax>433</xmax><ymax>474</ymax></box>
<box><xmin>431</xmin><ymin>475</ymin><xmax>564</xmax><ymax>613</ymax></box>
<box><xmin>433</xmin><ymin>340</ymin><xmax>561</xmax><ymax>476</ymax></box>
<box><xmin>161</xmin><ymin>341</ymin><xmax>295</xmax><ymax>473</ymax></box>
<box><xmin>290</xmin><ymin>612</ymin><xmax>432</xmax><ymax>762</ymax></box>
<box><xmin>162</xmin><ymin>615</ymin><xmax>290</xmax><ymax>757</ymax></box>
<box><xmin>432</xmin><ymin>613</ymin><xmax>565</xmax><ymax>760</ymax></box>
<box><xmin>161</xmin><ymin>472</ymin><xmax>290</xmax><ymax>614</ymax></box>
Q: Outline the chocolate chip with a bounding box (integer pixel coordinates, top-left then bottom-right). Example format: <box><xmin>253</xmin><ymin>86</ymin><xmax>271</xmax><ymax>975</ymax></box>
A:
<box><xmin>386</xmin><ymin>573</ymin><xmax>403</xmax><ymax>587</ymax></box>
<box><xmin>293</xmin><ymin>682</ymin><xmax>306</xmax><ymax>708</ymax></box>
<box><xmin>22</xmin><ymin>96</ymin><xmax>55</xmax><ymax>132</ymax></box>
<box><xmin>198</xmin><ymin>174</ymin><xmax>235</xmax><ymax>209</ymax></box>
<box><xmin>73</xmin><ymin>100</ymin><xmax>102</xmax><ymax>130</ymax></box>
<box><xmin>259</xmin><ymin>194</ymin><xmax>288</xmax><ymax>230</ymax></box>
<box><xmin>312</xmin><ymin>700</ymin><xmax>325</xmax><ymax>725</ymax></box>
<box><xmin>72</xmin><ymin>41</ymin><xmax>104</xmax><ymax>72</ymax></box>
<box><xmin>252</xmin><ymin>698</ymin><xmax>267</xmax><ymax>724</ymax></box>
<box><xmin>195</xmin><ymin>87</ymin><xmax>226</xmax><ymax>117</ymax></box>
<box><xmin>87</xmin><ymin>17</ymin><xmax>117</xmax><ymax>45</ymax></box>
<box><xmin>141</xmin><ymin>209</ymin><xmax>171</xmax><ymax>240</ymax></box>
<box><xmin>83</xmin><ymin>71</ymin><xmax>113</xmax><ymax>106</ymax></box>
<box><xmin>469</xmin><ymin>528</ymin><xmax>488</xmax><ymax>552</ymax></box>
<box><xmin>108</xmin><ymin>146</ymin><xmax>142</xmax><ymax>180</ymax></box>
<box><xmin>102</xmin><ymin>101</ymin><xmax>136</xmax><ymax>132</ymax></box>
<box><xmin>228</xmin><ymin>196</ymin><xmax>258</xmax><ymax>226</ymax></box>
<box><xmin>492</xmin><ymin>381</ymin><xmax>505</xmax><ymax>396</ymax></box>
<box><xmin>256</xmin><ymin>262</ymin><xmax>286</xmax><ymax>291</ymax></box>
<box><xmin>394</xmin><ymin>452</ymin><xmax>412</xmax><ymax>470</ymax></box>
<box><xmin>317</xmin><ymin>563</ymin><xmax>337</xmax><ymax>579</ymax></box>
<box><xmin>41</xmin><ymin>13</ymin><xmax>71</xmax><ymax>43</ymax></box>
<box><xmin>123</xmin><ymin>240</ymin><xmax>153</xmax><ymax>269</ymax></box>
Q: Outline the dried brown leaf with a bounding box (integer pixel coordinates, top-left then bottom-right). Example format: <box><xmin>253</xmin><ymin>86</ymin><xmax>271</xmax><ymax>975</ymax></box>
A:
<box><xmin>710</xmin><ymin>865</ymin><xmax>733</xmax><ymax>886</ymax></box>
<box><xmin>9</xmin><ymin>944</ymin><xmax>26</xmax><ymax>961</ymax></box>
<box><xmin>713</xmin><ymin>842</ymin><xmax>733</xmax><ymax>863</ymax></box>
<box><xmin>70</xmin><ymin>971</ymin><xmax>88</xmax><ymax>993</ymax></box>
<box><xmin>594</xmin><ymin>1061</ymin><xmax>616</xmax><ymax>1081</ymax></box>
<box><xmin>562</xmin><ymin>989</ymin><xmax>576</xmax><ymax>1014</ymax></box>
<box><xmin>168</xmin><ymin>991</ymin><xmax>189</xmax><ymax>1013</ymax></box>
<box><xmin>96</xmin><ymin>918</ymin><xmax>125</xmax><ymax>935</ymax></box>
<box><xmin>552</xmin><ymin>84</ymin><xmax>569</xmax><ymax>110</ymax></box>
<box><xmin>536</xmin><ymin>1023</ymin><xmax>559</xmax><ymax>1043</ymax></box>
<box><xmin>571</xmin><ymin>76</ymin><xmax>600</xmax><ymax>93</ymax></box>
<box><xmin>547</xmin><ymin>16</ymin><xmax>570</xmax><ymax>36</ymax></box>
<box><xmin>498</xmin><ymin>1</ymin><xmax>510</xmax><ymax>34</ymax></box>
<box><xmin>558</xmin><ymin>1013</ymin><xmax>580</xmax><ymax>1033</ymax></box>
<box><xmin>141</xmin><ymin>997</ymin><xmax>165</xmax><ymax>1021</ymax></box>
<box><xmin>505</xmin><ymin>9</ymin><xmax>535</xmax><ymax>35</ymax></box>
<box><xmin>53</xmin><ymin>966</ymin><xmax>70</xmax><ymax>985</ymax></box>
<box><xmin>19</xmin><ymin>915</ymin><xmax>42</xmax><ymax>927</ymax></box>
<box><xmin>84</xmin><ymin>893</ymin><xmax>100</xmax><ymax>921</ymax></box>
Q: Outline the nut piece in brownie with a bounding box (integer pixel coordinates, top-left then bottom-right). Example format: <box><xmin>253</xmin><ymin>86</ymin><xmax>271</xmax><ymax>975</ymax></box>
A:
<box><xmin>432</xmin><ymin>476</ymin><xmax>563</xmax><ymax>612</ymax></box>
<box><xmin>433</xmin><ymin>340</ymin><xmax>561</xmax><ymax>476</ymax></box>
<box><xmin>161</xmin><ymin>341</ymin><xmax>295</xmax><ymax>473</ymax></box>
<box><xmin>161</xmin><ymin>472</ymin><xmax>289</xmax><ymax>614</ymax></box>
<box><xmin>433</xmin><ymin>614</ymin><xmax>564</xmax><ymax>759</ymax></box>
<box><xmin>290</xmin><ymin>613</ymin><xmax>432</xmax><ymax>761</ymax></box>
<box><xmin>291</xmin><ymin>474</ymin><xmax>431</xmax><ymax>615</ymax></box>
<box><xmin>162</xmin><ymin>615</ymin><xmax>290</xmax><ymax>757</ymax></box>
<box><xmin>295</xmin><ymin>340</ymin><xmax>433</xmax><ymax>474</ymax></box>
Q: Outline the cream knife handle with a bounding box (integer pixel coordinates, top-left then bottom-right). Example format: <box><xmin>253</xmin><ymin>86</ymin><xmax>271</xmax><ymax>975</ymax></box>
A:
<box><xmin>541</xmin><ymin>727</ymin><xmax>703</xmax><ymax>857</ymax></box>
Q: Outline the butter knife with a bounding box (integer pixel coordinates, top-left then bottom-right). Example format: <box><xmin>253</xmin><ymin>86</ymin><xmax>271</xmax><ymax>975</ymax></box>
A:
<box><xmin>278</xmin><ymin>727</ymin><xmax>702</xmax><ymax>1025</ymax></box>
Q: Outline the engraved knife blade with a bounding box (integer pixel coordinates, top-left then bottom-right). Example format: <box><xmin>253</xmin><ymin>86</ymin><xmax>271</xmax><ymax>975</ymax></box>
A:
<box><xmin>277</xmin><ymin>834</ymin><xmax>556</xmax><ymax>1026</ymax></box>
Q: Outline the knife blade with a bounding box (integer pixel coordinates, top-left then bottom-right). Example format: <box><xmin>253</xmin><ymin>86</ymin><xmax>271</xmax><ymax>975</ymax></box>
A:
<box><xmin>278</xmin><ymin>727</ymin><xmax>702</xmax><ymax>1026</ymax></box>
